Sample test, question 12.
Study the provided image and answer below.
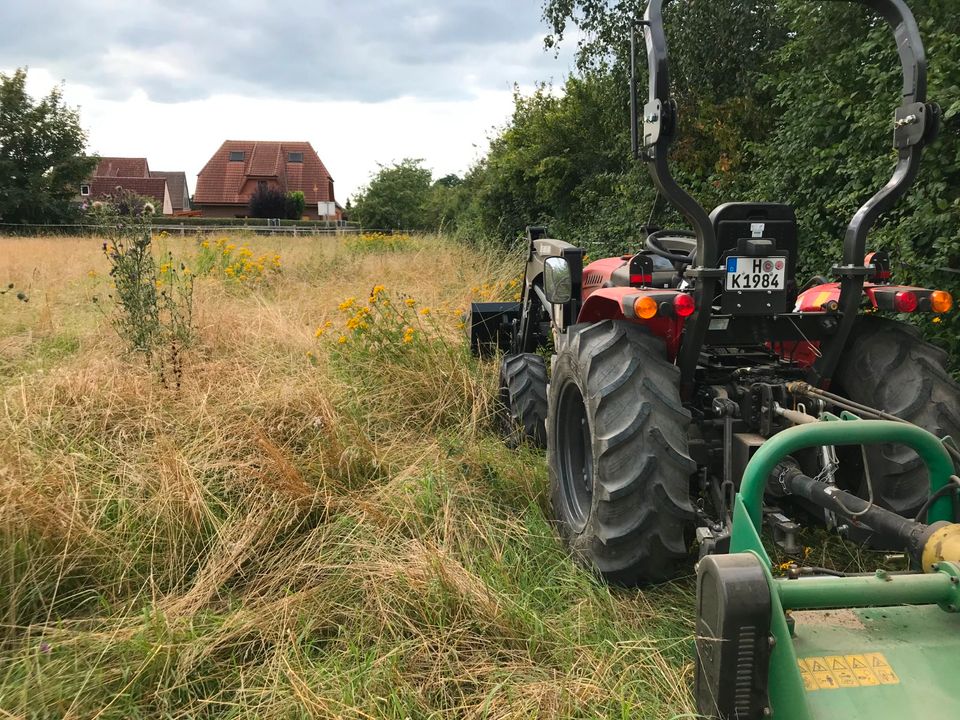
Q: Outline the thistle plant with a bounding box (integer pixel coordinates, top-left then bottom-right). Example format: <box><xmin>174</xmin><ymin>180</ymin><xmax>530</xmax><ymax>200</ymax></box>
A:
<box><xmin>92</xmin><ymin>198</ymin><xmax>194</xmax><ymax>388</ymax></box>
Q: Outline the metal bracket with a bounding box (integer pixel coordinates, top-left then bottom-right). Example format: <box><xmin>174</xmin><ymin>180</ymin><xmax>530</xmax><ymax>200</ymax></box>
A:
<box><xmin>766</xmin><ymin>511</ymin><xmax>801</xmax><ymax>556</ymax></box>
<box><xmin>684</xmin><ymin>266</ymin><xmax>726</xmax><ymax>280</ymax></box>
<box><xmin>831</xmin><ymin>264</ymin><xmax>875</xmax><ymax>278</ymax></box>
<box><xmin>643</xmin><ymin>99</ymin><xmax>663</xmax><ymax>149</ymax></box>
<box><xmin>894</xmin><ymin>101</ymin><xmax>929</xmax><ymax>149</ymax></box>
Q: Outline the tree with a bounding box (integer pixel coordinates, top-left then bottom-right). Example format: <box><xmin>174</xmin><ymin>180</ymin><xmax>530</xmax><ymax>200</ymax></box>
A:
<box><xmin>248</xmin><ymin>185</ymin><xmax>287</xmax><ymax>218</ymax></box>
<box><xmin>285</xmin><ymin>190</ymin><xmax>305</xmax><ymax>220</ymax></box>
<box><xmin>0</xmin><ymin>68</ymin><xmax>96</xmax><ymax>224</ymax></box>
<box><xmin>351</xmin><ymin>159</ymin><xmax>432</xmax><ymax>231</ymax></box>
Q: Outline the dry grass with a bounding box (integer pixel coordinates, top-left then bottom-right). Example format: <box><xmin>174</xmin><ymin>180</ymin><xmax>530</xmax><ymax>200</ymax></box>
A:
<box><xmin>0</xmin><ymin>232</ymin><xmax>696</xmax><ymax>719</ymax></box>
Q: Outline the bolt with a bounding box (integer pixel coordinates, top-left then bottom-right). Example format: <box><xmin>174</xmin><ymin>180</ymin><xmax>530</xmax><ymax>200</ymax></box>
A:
<box><xmin>895</xmin><ymin>114</ymin><xmax>918</xmax><ymax>128</ymax></box>
<box><xmin>768</xmin><ymin>635</ymin><xmax>777</xmax><ymax>649</ymax></box>
<box><xmin>645</xmin><ymin>113</ymin><xmax>659</xmax><ymax>123</ymax></box>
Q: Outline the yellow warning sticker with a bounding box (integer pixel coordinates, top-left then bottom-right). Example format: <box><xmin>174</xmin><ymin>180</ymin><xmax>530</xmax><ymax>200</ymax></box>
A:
<box><xmin>798</xmin><ymin>654</ymin><xmax>899</xmax><ymax>691</ymax></box>
<box><xmin>844</xmin><ymin>655</ymin><xmax>881</xmax><ymax>686</ymax></box>
<box><xmin>825</xmin><ymin>656</ymin><xmax>860</xmax><ymax>688</ymax></box>
<box><xmin>864</xmin><ymin>653</ymin><xmax>900</xmax><ymax>685</ymax></box>
<box><xmin>797</xmin><ymin>660</ymin><xmax>819</xmax><ymax>692</ymax></box>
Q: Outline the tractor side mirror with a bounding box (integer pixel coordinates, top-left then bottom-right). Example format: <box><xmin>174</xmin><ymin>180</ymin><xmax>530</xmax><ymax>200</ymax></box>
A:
<box><xmin>544</xmin><ymin>257</ymin><xmax>573</xmax><ymax>304</ymax></box>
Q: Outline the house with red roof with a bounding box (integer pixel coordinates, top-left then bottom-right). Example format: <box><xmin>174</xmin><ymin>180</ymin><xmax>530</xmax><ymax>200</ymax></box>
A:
<box><xmin>81</xmin><ymin>156</ymin><xmax>177</xmax><ymax>215</ymax></box>
<box><xmin>193</xmin><ymin>141</ymin><xmax>337</xmax><ymax>219</ymax></box>
<box><xmin>149</xmin><ymin>171</ymin><xmax>192</xmax><ymax>213</ymax></box>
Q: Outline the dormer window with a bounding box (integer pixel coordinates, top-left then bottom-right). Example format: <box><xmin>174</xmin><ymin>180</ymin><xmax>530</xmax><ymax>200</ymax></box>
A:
<box><xmin>288</xmin><ymin>152</ymin><xmax>304</xmax><ymax>163</ymax></box>
<box><xmin>229</xmin><ymin>151</ymin><xmax>245</xmax><ymax>162</ymax></box>
<box><xmin>80</xmin><ymin>184</ymin><xmax>90</xmax><ymax>196</ymax></box>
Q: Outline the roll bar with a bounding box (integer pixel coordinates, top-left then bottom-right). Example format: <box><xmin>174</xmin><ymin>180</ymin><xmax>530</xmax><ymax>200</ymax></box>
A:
<box><xmin>632</xmin><ymin>0</ymin><xmax>939</xmax><ymax>388</ymax></box>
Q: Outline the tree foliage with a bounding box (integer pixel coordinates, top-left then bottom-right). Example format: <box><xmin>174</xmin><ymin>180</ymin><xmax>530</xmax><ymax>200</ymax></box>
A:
<box><xmin>0</xmin><ymin>68</ymin><xmax>96</xmax><ymax>225</ymax></box>
<box><xmin>286</xmin><ymin>190</ymin><xmax>306</xmax><ymax>220</ymax></box>
<box><xmin>352</xmin><ymin>159</ymin><xmax>435</xmax><ymax>231</ymax></box>
<box><xmin>248</xmin><ymin>185</ymin><xmax>287</xmax><ymax>219</ymax></box>
<box><xmin>451</xmin><ymin>1</ymin><xmax>958</xmax><ymax>256</ymax></box>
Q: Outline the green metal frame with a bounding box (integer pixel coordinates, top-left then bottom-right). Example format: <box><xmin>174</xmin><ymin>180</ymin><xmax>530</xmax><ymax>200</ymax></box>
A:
<box><xmin>727</xmin><ymin>415</ymin><xmax>957</xmax><ymax>719</ymax></box>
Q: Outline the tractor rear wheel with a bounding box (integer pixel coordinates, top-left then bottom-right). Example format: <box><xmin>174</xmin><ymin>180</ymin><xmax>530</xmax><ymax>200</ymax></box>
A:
<box><xmin>836</xmin><ymin>317</ymin><xmax>960</xmax><ymax>517</ymax></box>
<box><xmin>497</xmin><ymin>353</ymin><xmax>548</xmax><ymax>448</ymax></box>
<box><xmin>547</xmin><ymin>320</ymin><xmax>695</xmax><ymax>584</ymax></box>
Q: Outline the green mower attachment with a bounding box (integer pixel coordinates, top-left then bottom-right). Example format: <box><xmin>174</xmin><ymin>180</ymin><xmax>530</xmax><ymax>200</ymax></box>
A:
<box><xmin>696</xmin><ymin>417</ymin><xmax>960</xmax><ymax>719</ymax></box>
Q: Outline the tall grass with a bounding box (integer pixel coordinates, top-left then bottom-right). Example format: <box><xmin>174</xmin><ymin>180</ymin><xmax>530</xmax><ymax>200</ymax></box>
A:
<box><xmin>0</xmin><ymin>233</ymin><xmax>697</xmax><ymax>718</ymax></box>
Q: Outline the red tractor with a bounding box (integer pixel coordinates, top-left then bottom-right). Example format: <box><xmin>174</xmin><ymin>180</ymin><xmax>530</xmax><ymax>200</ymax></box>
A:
<box><xmin>470</xmin><ymin>0</ymin><xmax>960</xmax><ymax>587</ymax></box>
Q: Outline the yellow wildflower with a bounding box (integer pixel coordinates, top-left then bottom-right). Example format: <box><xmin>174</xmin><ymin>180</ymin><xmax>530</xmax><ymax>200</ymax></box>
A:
<box><xmin>419</xmin><ymin>307</ymin><xmax>431</xmax><ymax>316</ymax></box>
<box><xmin>315</xmin><ymin>326</ymin><xmax>326</xmax><ymax>338</ymax></box>
<box><xmin>338</xmin><ymin>335</ymin><xmax>348</xmax><ymax>344</ymax></box>
<box><xmin>201</xmin><ymin>240</ymin><xmax>210</xmax><ymax>249</ymax></box>
<box><xmin>339</xmin><ymin>297</ymin><xmax>355</xmax><ymax>311</ymax></box>
<box><xmin>405</xmin><ymin>298</ymin><xmax>416</xmax><ymax>307</ymax></box>
<box><xmin>403</xmin><ymin>327</ymin><xmax>415</xmax><ymax>344</ymax></box>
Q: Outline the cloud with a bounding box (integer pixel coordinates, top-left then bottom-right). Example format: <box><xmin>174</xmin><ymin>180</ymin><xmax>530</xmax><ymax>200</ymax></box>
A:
<box><xmin>0</xmin><ymin>0</ymin><xmax>574</xmax><ymax>103</ymax></box>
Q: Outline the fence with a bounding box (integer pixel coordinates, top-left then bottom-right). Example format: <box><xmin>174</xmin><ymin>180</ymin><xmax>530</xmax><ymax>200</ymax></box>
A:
<box><xmin>0</xmin><ymin>221</ymin><xmax>365</xmax><ymax>237</ymax></box>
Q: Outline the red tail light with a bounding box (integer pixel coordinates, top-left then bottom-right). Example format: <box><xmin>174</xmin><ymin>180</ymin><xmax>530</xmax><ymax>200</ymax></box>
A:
<box><xmin>673</xmin><ymin>293</ymin><xmax>696</xmax><ymax>318</ymax></box>
<box><xmin>894</xmin><ymin>291</ymin><xmax>918</xmax><ymax>313</ymax></box>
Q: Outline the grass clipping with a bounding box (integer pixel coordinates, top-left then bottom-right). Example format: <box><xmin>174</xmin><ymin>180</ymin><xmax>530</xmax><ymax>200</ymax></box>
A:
<box><xmin>0</xmin><ymin>233</ymin><xmax>695</xmax><ymax>719</ymax></box>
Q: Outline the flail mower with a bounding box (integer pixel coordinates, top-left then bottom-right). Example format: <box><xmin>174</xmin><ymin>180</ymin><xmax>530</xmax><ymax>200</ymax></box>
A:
<box><xmin>470</xmin><ymin>0</ymin><xmax>960</xmax><ymax>717</ymax></box>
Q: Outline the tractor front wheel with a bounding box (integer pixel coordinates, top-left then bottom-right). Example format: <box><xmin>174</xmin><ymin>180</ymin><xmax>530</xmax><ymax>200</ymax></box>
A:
<box><xmin>497</xmin><ymin>353</ymin><xmax>548</xmax><ymax>447</ymax></box>
<box><xmin>547</xmin><ymin>320</ymin><xmax>695</xmax><ymax>584</ymax></box>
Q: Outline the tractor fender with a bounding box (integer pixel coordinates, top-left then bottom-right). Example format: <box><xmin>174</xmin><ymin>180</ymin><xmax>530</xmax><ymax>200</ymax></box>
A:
<box><xmin>796</xmin><ymin>280</ymin><xmax>937</xmax><ymax>312</ymax></box>
<box><xmin>578</xmin><ymin>287</ymin><xmax>630</xmax><ymax>322</ymax></box>
<box><xmin>794</xmin><ymin>282</ymin><xmax>841</xmax><ymax>312</ymax></box>
<box><xmin>577</xmin><ymin>287</ymin><xmax>684</xmax><ymax>360</ymax></box>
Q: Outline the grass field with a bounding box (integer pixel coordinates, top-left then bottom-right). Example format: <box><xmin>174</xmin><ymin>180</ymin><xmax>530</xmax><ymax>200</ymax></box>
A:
<box><xmin>0</xmin><ymin>232</ymin><xmax>700</xmax><ymax>719</ymax></box>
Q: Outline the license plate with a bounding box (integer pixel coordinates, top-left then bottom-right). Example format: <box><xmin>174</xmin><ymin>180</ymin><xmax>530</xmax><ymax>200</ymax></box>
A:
<box><xmin>725</xmin><ymin>256</ymin><xmax>785</xmax><ymax>291</ymax></box>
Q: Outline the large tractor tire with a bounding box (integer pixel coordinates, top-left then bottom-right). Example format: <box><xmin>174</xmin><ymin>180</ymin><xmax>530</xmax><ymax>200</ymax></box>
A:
<box><xmin>497</xmin><ymin>353</ymin><xmax>548</xmax><ymax>448</ymax></box>
<box><xmin>547</xmin><ymin>320</ymin><xmax>696</xmax><ymax>584</ymax></box>
<box><xmin>835</xmin><ymin>317</ymin><xmax>960</xmax><ymax>517</ymax></box>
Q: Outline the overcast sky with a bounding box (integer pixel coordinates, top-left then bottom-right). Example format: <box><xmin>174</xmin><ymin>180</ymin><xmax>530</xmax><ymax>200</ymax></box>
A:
<box><xmin>2</xmin><ymin>0</ymin><xmax>576</xmax><ymax>202</ymax></box>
